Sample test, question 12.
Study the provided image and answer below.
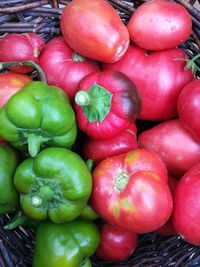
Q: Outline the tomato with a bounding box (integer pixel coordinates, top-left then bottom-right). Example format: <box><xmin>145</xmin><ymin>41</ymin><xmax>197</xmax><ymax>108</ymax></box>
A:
<box><xmin>82</xmin><ymin>123</ymin><xmax>138</xmax><ymax>164</ymax></box>
<box><xmin>0</xmin><ymin>33</ymin><xmax>44</xmax><ymax>73</ymax></box>
<box><xmin>155</xmin><ymin>175</ymin><xmax>178</xmax><ymax>236</ymax></box>
<box><xmin>138</xmin><ymin>119</ymin><xmax>200</xmax><ymax>178</ymax></box>
<box><xmin>74</xmin><ymin>70</ymin><xmax>141</xmax><ymax>140</ymax></box>
<box><xmin>96</xmin><ymin>221</ymin><xmax>138</xmax><ymax>261</ymax></box>
<box><xmin>39</xmin><ymin>36</ymin><xmax>99</xmax><ymax>102</ymax></box>
<box><xmin>90</xmin><ymin>149</ymin><xmax>172</xmax><ymax>233</ymax></box>
<box><xmin>102</xmin><ymin>44</ymin><xmax>194</xmax><ymax>121</ymax></box>
<box><xmin>127</xmin><ymin>0</ymin><xmax>192</xmax><ymax>51</ymax></box>
<box><xmin>60</xmin><ymin>0</ymin><xmax>129</xmax><ymax>63</ymax></box>
<box><xmin>177</xmin><ymin>79</ymin><xmax>200</xmax><ymax>143</ymax></box>
<box><xmin>0</xmin><ymin>72</ymin><xmax>31</xmax><ymax>108</ymax></box>
<box><xmin>173</xmin><ymin>162</ymin><xmax>200</xmax><ymax>245</ymax></box>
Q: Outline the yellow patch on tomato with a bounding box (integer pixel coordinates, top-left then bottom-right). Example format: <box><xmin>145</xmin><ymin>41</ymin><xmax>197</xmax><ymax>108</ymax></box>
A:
<box><xmin>109</xmin><ymin>201</ymin><xmax>119</xmax><ymax>219</ymax></box>
<box><xmin>125</xmin><ymin>150</ymin><xmax>139</xmax><ymax>165</ymax></box>
<box><xmin>121</xmin><ymin>199</ymin><xmax>137</xmax><ymax>213</ymax></box>
<box><xmin>11</xmin><ymin>79</ymin><xmax>22</xmax><ymax>87</ymax></box>
<box><xmin>148</xmin><ymin>172</ymin><xmax>161</xmax><ymax>181</ymax></box>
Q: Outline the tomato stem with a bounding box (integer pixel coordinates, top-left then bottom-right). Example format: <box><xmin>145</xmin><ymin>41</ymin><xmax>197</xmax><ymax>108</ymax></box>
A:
<box><xmin>72</xmin><ymin>52</ymin><xmax>86</xmax><ymax>62</ymax></box>
<box><xmin>0</xmin><ymin>60</ymin><xmax>47</xmax><ymax>83</ymax></box>
<box><xmin>75</xmin><ymin>91</ymin><xmax>91</xmax><ymax>106</ymax></box>
<box><xmin>115</xmin><ymin>172</ymin><xmax>129</xmax><ymax>191</ymax></box>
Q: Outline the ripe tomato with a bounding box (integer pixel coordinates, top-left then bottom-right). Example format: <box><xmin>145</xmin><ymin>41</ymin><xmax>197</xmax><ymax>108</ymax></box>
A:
<box><xmin>102</xmin><ymin>44</ymin><xmax>194</xmax><ymax>121</ymax></box>
<box><xmin>155</xmin><ymin>175</ymin><xmax>178</xmax><ymax>236</ymax></box>
<box><xmin>96</xmin><ymin>222</ymin><xmax>138</xmax><ymax>261</ymax></box>
<box><xmin>173</xmin><ymin>162</ymin><xmax>200</xmax><ymax>245</ymax></box>
<box><xmin>39</xmin><ymin>37</ymin><xmax>99</xmax><ymax>102</ymax></box>
<box><xmin>138</xmin><ymin>119</ymin><xmax>200</xmax><ymax>178</ymax></box>
<box><xmin>74</xmin><ymin>70</ymin><xmax>141</xmax><ymax>140</ymax></box>
<box><xmin>177</xmin><ymin>79</ymin><xmax>200</xmax><ymax>142</ymax></box>
<box><xmin>82</xmin><ymin>123</ymin><xmax>138</xmax><ymax>164</ymax></box>
<box><xmin>0</xmin><ymin>72</ymin><xmax>31</xmax><ymax>108</ymax></box>
<box><xmin>127</xmin><ymin>0</ymin><xmax>192</xmax><ymax>51</ymax></box>
<box><xmin>60</xmin><ymin>0</ymin><xmax>129</xmax><ymax>63</ymax></box>
<box><xmin>90</xmin><ymin>149</ymin><xmax>172</xmax><ymax>233</ymax></box>
<box><xmin>0</xmin><ymin>33</ymin><xmax>44</xmax><ymax>73</ymax></box>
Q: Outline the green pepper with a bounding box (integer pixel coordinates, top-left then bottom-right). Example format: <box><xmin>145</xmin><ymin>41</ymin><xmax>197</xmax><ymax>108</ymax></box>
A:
<box><xmin>0</xmin><ymin>144</ymin><xmax>20</xmax><ymax>214</ymax></box>
<box><xmin>14</xmin><ymin>147</ymin><xmax>92</xmax><ymax>223</ymax></box>
<box><xmin>0</xmin><ymin>81</ymin><xmax>77</xmax><ymax>157</ymax></box>
<box><xmin>33</xmin><ymin>219</ymin><xmax>100</xmax><ymax>267</ymax></box>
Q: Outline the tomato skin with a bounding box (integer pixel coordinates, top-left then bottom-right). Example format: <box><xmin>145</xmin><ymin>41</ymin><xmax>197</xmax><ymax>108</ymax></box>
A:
<box><xmin>39</xmin><ymin>36</ymin><xmax>99</xmax><ymax>101</ymax></box>
<box><xmin>127</xmin><ymin>0</ymin><xmax>192</xmax><ymax>51</ymax></box>
<box><xmin>173</xmin><ymin>162</ymin><xmax>200</xmax><ymax>245</ymax></box>
<box><xmin>177</xmin><ymin>80</ymin><xmax>200</xmax><ymax>143</ymax></box>
<box><xmin>60</xmin><ymin>0</ymin><xmax>129</xmax><ymax>63</ymax></box>
<box><xmin>82</xmin><ymin>123</ymin><xmax>138</xmax><ymax>164</ymax></box>
<box><xmin>0</xmin><ymin>33</ymin><xmax>44</xmax><ymax>73</ymax></box>
<box><xmin>96</xmin><ymin>222</ymin><xmax>138</xmax><ymax>261</ymax></box>
<box><xmin>155</xmin><ymin>175</ymin><xmax>178</xmax><ymax>236</ymax></box>
<box><xmin>138</xmin><ymin>119</ymin><xmax>200</xmax><ymax>178</ymax></box>
<box><xmin>102</xmin><ymin>44</ymin><xmax>194</xmax><ymax>121</ymax></box>
<box><xmin>0</xmin><ymin>72</ymin><xmax>31</xmax><ymax>108</ymax></box>
<box><xmin>90</xmin><ymin>149</ymin><xmax>172</xmax><ymax>233</ymax></box>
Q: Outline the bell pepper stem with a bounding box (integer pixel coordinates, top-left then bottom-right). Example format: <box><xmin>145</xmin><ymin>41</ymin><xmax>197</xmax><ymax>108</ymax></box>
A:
<box><xmin>4</xmin><ymin>211</ymin><xmax>27</xmax><ymax>230</ymax></box>
<box><xmin>31</xmin><ymin>196</ymin><xmax>43</xmax><ymax>207</ymax></box>
<box><xmin>31</xmin><ymin>186</ymin><xmax>54</xmax><ymax>207</ymax></box>
<box><xmin>80</xmin><ymin>258</ymin><xmax>92</xmax><ymax>267</ymax></box>
<box><xmin>0</xmin><ymin>60</ymin><xmax>47</xmax><ymax>83</ymax></box>
<box><xmin>86</xmin><ymin>159</ymin><xmax>94</xmax><ymax>172</ymax></box>
<box><xmin>27</xmin><ymin>134</ymin><xmax>43</xmax><ymax>158</ymax></box>
<box><xmin>75</xmin><ymin>91</ymin><xmax>91</xmax><ymax>106</ymax></box>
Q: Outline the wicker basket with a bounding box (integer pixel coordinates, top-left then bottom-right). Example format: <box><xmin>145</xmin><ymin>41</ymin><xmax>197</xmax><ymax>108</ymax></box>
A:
<box><xmin>0</xmin><ymin>0</ymin><xmax>200</xmax><ymax>266</ymax></box>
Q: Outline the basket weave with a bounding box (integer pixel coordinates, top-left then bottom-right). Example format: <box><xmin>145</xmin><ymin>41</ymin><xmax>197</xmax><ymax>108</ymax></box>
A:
<box><xmin>0</xmin><ymin>1</ymin><xmax>200</xmax><ymax>266</ymax></box>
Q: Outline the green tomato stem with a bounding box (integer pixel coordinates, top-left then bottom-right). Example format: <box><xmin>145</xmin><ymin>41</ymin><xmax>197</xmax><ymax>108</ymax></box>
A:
<box><xmin>0</xmin><ymin>60</ymin><xmax>47</xmax><ymax>83</ymax></box>
<box><xmin>115</xmin><ymin>172</ymin><xmax>129</xmax><ymax>191</ymax></box>
<box><xmin>75</xmin><ymin>90</ymin><xmax>91</xmax><ymax>106</ymax></box>
<box><xmin>72</xmin><ymin>52</ymin><xmax>86</xmax><ymax>62</ymax></box>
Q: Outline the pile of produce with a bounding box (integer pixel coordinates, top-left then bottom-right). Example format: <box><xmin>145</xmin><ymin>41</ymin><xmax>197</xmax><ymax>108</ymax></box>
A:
<box><xmin>0</xmin><ymin>0</ymin><xmax>199</xmax><ymax>266</ymax></box>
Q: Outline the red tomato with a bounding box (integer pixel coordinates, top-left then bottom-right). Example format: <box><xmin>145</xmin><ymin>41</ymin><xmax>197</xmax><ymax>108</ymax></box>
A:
<box><xmin>96</xmin><ymin>222</ymin><xmax>138</xmax><ymax>261</ymax></box>
<box><xmin>39</xmin><ymin>36</ymin><xmax>99</xmax><ymax>101</ymax></box>
<box><xmin>138</xmin><ymin>119</ymin><xmax>200</xmax><ymax>178</ymax></box>
<box><xmin>82</xmin><ymin>123</ymin><xmax>138</xmax><ymax>164</ymax></box>
<box><xmin>74</xmin><ymin>70</ymin><xmax>141</xmax><ymax>140</ymax></box>
<box><xmin>127</xmin><ymin>0</ymin><xmax>192</xmax><ymax>51</ymax></box>
<box><xmin>173</xmin><ymin>162</ymin><xmax>200</xmax><ymax>245</ymax></box>
<box><xmin>155</xmin><ymin>175</ymin><xmax>178</xmax><ymax>236</ymax></box>
<box><xmin>0</xmin><ymin>33</ymin><xmax>44</xmax><ymax>73</ymax></box>
<box><xmin>177</xmin><ymin>79</ymin><xmax>200</xmax><ymax>142</ymax></box>
<box><xmin>60</xmin><ymin>0</ymin><xmax>129</xmax><ymax>63</ymax></box>
<box><xmin>102</xmin><ymin>44</ymin><xmax>194</xmax><ymax>121</ymax></box>
<box><xmin>0</xmin><ymin>72</ymin><xmax>32</xmax><ymax>108</ymax></box>
<box><xmin>90</xmin><ymin>149</ymin><xmax>172</xmax><ymax>233</ymax></box>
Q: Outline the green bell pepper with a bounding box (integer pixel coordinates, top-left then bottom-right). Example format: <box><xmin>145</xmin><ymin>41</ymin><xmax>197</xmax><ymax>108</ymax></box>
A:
<box><xmin>14</xmin><ymin>147</ymin><xmax>92</xmax><ymax>223</ymax></box>
<box><xmin>33</xmin><ymin>219</ymin><xmax>100</xmax><ymax>267</ymax></box>
<box><xmin>0</xmin><ymin>81</ymin><xmax>77</xmax><ymax>157</ymax></box>
<box><xmin>0</xmin><ymin>144</ymin><xmax>20</xmax><ymax>214</ymax></box>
